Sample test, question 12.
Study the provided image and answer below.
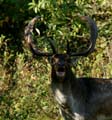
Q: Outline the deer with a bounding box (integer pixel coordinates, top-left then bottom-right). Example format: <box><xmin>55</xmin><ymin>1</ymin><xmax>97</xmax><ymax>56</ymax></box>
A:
<box><xmin>24</xmin><ymin>16</ymin><xmax>112</xmax><ymax>120</ymax></box>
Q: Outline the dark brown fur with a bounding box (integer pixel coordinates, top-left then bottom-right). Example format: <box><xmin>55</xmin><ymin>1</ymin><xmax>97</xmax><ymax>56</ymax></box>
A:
<box><xmin>51</xmin><ymin>55</ymin><xmax>112</xmax><ymax>120</ymax></box>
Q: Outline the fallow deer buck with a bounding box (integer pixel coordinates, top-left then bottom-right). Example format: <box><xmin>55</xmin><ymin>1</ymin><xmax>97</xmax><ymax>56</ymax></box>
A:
<box><xmin>25</xmin><ymin>16</ymin><xmax>112</xmax><ymax>120</ymax></box>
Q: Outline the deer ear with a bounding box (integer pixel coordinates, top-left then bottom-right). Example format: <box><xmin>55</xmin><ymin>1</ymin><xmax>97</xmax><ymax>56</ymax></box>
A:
<box><xmin>70</xmin><ymin>57</ymin><xmax>80</xmax><ymax>66</ymax></box>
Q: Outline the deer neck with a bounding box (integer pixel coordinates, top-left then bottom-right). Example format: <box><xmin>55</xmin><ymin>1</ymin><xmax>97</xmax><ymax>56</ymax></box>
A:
<box><xmin>51</xmin><ymin>66</ymin><xmax>86</xmax><ymax>102</ymax></box>
<box><xmin>51</xmin><ymin>66</ymin><xmax>88</xmax><ymax>116</ymax></box>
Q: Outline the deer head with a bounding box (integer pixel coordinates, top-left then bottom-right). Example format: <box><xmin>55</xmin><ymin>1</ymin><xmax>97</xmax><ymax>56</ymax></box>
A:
<box><xmin>51</xmin><ymin>54</ymin><xmax>70</xmax><ymax>80</ymax></box>
<box><xmin>24</xmin><ymin>16</ymin><xmax>98</xmax><ymax>80</ymax></box>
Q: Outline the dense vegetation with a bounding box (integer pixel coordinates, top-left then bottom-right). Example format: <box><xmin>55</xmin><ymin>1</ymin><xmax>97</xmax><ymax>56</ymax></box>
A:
<box><xmin>0</xmin><ymin>0</ymin><xmax>112</xmax><ymax>120</ymax></box>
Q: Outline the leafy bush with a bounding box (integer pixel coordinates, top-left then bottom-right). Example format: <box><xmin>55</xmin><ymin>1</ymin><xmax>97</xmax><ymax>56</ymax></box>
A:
<box><xmin>0</xmin><ymin>0</ymin><xmax>112</xmax><ymax>120</ymax></box>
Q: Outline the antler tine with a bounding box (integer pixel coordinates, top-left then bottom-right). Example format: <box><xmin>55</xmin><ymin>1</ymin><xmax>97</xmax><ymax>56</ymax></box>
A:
<box><xmin>70</xmin><ymin>16</ymin><xmax>98</xmax><ymax>56</ymax></box>
<box><xmin>24</xmin><ymin>16</ymin><xmax>54</xmax><ymax>57</ymax></box>
<box><xmin>48</xmin><ymin>38</ymin><xmax>57</xmax><ymax>54</ymax></box>
<box><xmin>67</xmin><ymin>40</ymin><xmax>70</xmax><ymax>54</ymax></box>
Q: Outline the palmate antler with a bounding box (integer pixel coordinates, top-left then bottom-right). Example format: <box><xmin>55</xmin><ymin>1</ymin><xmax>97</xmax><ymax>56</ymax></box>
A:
<box><xmin>24</xmin><ymin>16</ymin><xmax>56</xmax><ymax>56</ymax></box>
<box><xmin>24</xmin><ymin>16</ymin><xmax>98</xmax><ymax>57</ymax></box>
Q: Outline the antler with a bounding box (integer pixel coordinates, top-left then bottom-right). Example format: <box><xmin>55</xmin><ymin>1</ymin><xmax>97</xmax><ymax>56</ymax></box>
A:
<box><xmin>25</xmin><ymin>16</ymin><xmax>98</xmax><ymax>57</ymax></box>
<box><xmin>24</xmin><ymin>16</ymin><xmax>57</xmax><ymax>56</ymax></box>
<box><xmin>69</xmin><ymin>16</ymin><xmax>98</xmax><ymax>56</ymax></box>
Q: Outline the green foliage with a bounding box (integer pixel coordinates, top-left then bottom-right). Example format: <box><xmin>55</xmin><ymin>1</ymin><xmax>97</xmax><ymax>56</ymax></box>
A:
<box><xmin>0</xmin><ymin>0</ymin><xmax>112</xmax><ymax>120</ymax></box>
